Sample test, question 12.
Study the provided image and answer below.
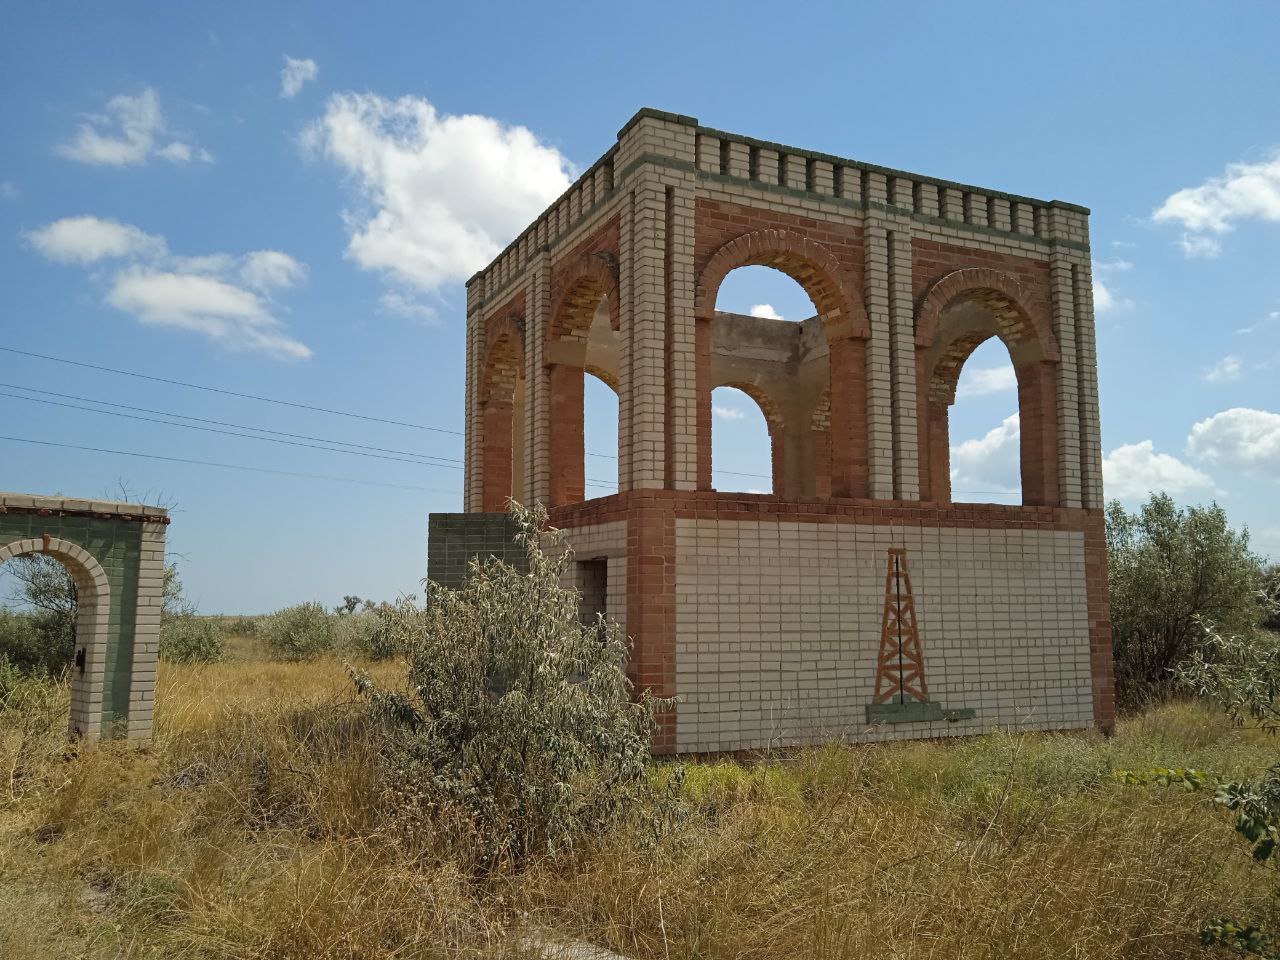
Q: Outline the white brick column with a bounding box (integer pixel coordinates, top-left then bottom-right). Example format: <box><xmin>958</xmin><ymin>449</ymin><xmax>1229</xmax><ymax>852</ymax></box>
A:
<box><xmin>526</xmin><ymin>250</ymin><xmax>552</xmax><ymax>506</ymax></box>
<box><xmin>625</xmin><ymin>178</ymin><xmax>668</xmax><ymax>489</ymax></box>
<box><xmin>888</xmin><ymin>228</ymin><xmax>919</xmax><ymax>499</ymax></box>
<box><xmin>666</xmin><ymin>180</ymin><xmax>698</xmax><ymax>490</ymax></box>
<box><xmin>1074</xmin><ymin>258</ymin><xmax>1105</xmax><ymax>508</ymax></box>
<box><xmin>864</xmin><ymin>222</ymin><xmax>894</xmax><ymax>499</ymax></box>
<box><xmin>463</xmin><ymin>277</ymin><xmax>484</xmax><ymax>511</ymax></box>
<box><xmin>1049</xmin><ymin>249</ymin><xmax>1083</xmax><ymax>508</ymax></box>
<box><xmin>128</xmin><ymin>521</ymin><xmax>166</xmax><ymax>742</ymax></box>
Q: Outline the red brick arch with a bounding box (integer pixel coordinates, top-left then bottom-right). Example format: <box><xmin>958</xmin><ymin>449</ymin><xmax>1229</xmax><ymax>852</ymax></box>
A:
<box><xmin>915</xmin><ymin>267</ymin><xmax>1057</xmax><ymax>359</ymax></box>
<box><xmin>694</xmin><ymin>227</ymin><xmax>868</xmax><ymax>339</ymax></box>
<box><xmin>548</xmin><ymin>252</ymin><xmax>620</xmax><ymax>346</ymax></box>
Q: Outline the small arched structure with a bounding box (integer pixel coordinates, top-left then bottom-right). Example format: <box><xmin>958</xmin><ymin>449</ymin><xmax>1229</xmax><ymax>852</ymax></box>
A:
<box><xmin>0</xmin><ymin>493</ymin><xmax>168</xmax><ymax>742</ymax></box>
<box><xmin>914</xmin><ymin>269</ymin><xmax>1060</xmax><ymax>506</ymax></box>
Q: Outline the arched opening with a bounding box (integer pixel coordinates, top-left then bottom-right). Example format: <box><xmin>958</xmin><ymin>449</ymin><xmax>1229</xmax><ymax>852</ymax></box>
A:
<box><xmin>710</xmin><ymin>385</ymin><xmax>777</xmax><ymax>493</ymax></box>
<box><xmin>584</xmin><ymin>369</ymin><xmax>619</xmax><ymax>497</ymax></box>
<box><xmin>701</xmin><ymin>246</ymin><xmax>858</xmax><ymax>498</ymax></box>
<box><xmin>548</xmin><ymin>259</ymin><xmax>620</xmax><ymax>505</ymax></box>
<box><xmin>916</xmin><ymin>272</ymin><xmax>1059</xmax><ymax>507</ymax></box>
<box><xmin>947</xmin><ymin>339</ymin><xmax>1022</xmax><ymax>504</ymax></box>
<box><xmin>0</xmin><ymin>538</ymin><xmax>111</xmax><ymax>739</ymax></box>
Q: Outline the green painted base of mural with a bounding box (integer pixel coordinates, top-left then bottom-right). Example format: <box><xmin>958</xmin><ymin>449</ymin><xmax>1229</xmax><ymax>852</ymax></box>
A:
<box><xmin>865</xmin><ymin>701</ymin><xmax>977</xmax><ymax>724</ymax></box>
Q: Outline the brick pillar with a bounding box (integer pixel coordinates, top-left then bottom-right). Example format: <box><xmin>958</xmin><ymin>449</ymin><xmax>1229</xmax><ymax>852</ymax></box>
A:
<box><xmin>464</xmin><ymin>277</ymin><xmax>485</xmax><ymax>512</ymax></box>
<box><xmin>666</xmin><ymin>184</ymin><xmax>698</xmax><ymax>490</ymax></box>
<box><xmin>829</xmin><ymin>335</ymin><xmax>868</xmax><ymax>498</ymax></box>
<box><xmin>1016</xmin><ymin>359</ymin><xmax>1060</xmax><ymax>507</ymax></box>
<box><xmin>1074</xmin><ymin>260</ymin><xmax>1105</xmax><ymax>509</ymax></box>
<box><xmin>924</xmin><ymin>399</ymin><xmax>951</xmax><ymax>504</ymax></box>
<box><xmin>888</xmin><ymin>230</ymin><xmax>919</xmax><ymax>499</ymax></box>
<box><xmin>695</xmin><ymin>316</ymin><xmax>713</xmax><ymax>490</ymax></box>
<box><xmin>527</xmin><ymin>253</ymin><xmax>552</xmax><ymax>506</ymax></box>
<box><xmin>864</xmin><ymin>225</ymin><xmax>894</xmax><ymax>498</ymax></box>
<box><xmin>812</xmin><ymin>428</ymin><xmax>832</xmax><ymax>498</ymax></box>
<box><xmin>1083</xmin><ymin>510</ymin><xmax>1115</xmax><ymax>733</ymax></box>
<box><xmin>626</xmin><ymin>498</ymin><xmax>677</xmax><ymax>753</ymax></box>
<box><xmin>769</xmin><ymin>425</ymin><xmax>786</xmax><ymax>495</ymax></box>
<box><xmin>1050</xmin><ymin>251</ymin><xmax>1083</xmax><ymax>508</ymax></box>
<box><xmin>625</xmin><ymin>182</ymin><xmax>668</xmax><ymax>490</ymax></box>
<box><xmin>547</xmin><ymin>364</ymin><xmax>584</xmax><ymax>506</ymax></box>
<box><xmin>481</xmin><ymin>397</ymin><xmax>514</xmax><ymax>511</ymax></box>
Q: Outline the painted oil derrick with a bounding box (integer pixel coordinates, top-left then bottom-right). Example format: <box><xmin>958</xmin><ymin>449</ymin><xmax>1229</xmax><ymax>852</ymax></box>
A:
<box><xmin>866</xmin><ymin>548</ymin><xmax>975</xmax><ymax>725</ymax></box>
<box><xmin>874</xmin><ymin>548</ymin><xmax>927</xmax><ymax>704</ymax></box>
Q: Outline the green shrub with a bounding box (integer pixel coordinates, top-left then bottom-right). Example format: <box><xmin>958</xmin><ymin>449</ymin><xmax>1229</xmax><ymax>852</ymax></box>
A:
<box><xmin>0</xmin><ymin>607</ymin><xmax>72</xmax><ymax>677</ymax></box>
<box><xmin>159</xmin><ymin>615</ymin><xmax>223</xmax><ymax>664</ymax></box>
<box><xmin>355</xmin><ymin>502</ymin><xmax>672</xmax><ymax>871</ymax></box>
<box><xmin>263</xmin><ymin>602</ymin><xmax>334</xmax><ymax>661</ymax></box>
<box><xmin>220</xmin><ymin>615</ymin><xmax>262</xmax><ymax>638</ymax></box>
<box><xmin>332</xmin><ymin>610</ymin><xmax>396</xmax><ymax>660</ymax></box>
<box><xmin>1107</xmin><ymin>494</ymin><xmax>1266</xmax><ymax>708</ymax></box>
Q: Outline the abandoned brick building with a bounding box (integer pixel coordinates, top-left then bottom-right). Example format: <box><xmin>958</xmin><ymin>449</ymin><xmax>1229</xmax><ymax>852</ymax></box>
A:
<box><xmin>431</xmin><ymin>109</ymin><xmax>1111</xmax><ymax>754</ymax></box>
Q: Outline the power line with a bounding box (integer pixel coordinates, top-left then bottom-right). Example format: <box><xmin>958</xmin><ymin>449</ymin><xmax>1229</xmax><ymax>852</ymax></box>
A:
<box><xmin>0</xmin><ymin>345</ymin><xmax>464</xmax><ymax>436</ymax></box>
<box><xmin>0</xmin><ymin>389</ymin><xmax>462</xmax><ymax>470</ymax></box>
<box><xmin>0</xmin><ymin>382</ymin><xmax>462</xmax><ymax>463</ymax></box>
<box><xmin>0</xmin><ymin>345</ymin><xmax>774</xmax><ymax>482</ymax></box>
<box><xmin>0</xmin><ymin>435</ymin><xmax>463</xmax><ymax>495</ymax></box>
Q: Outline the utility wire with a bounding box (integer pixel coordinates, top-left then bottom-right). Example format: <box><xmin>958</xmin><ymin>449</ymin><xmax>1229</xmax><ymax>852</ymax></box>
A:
<box><xmin>0</xmin><ymin>345</ymin><xmax>464</xmax><ymax>436</ymax></box>
<box><xmin>3</xmin><ymin>345</ymin><xmax>777</xmax><ymax>481</ymax></box>
<box><xmin>0</xmin><ymin>435</ymin><xmax>463</xmax><ymax>495</ymax></box>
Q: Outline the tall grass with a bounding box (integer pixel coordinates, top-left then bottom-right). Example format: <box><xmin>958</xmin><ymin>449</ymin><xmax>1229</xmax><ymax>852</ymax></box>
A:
<box><xmin>0</xmin><ymin>658</ymin><xmax>1275</xmax><ymax>959</ymax></box>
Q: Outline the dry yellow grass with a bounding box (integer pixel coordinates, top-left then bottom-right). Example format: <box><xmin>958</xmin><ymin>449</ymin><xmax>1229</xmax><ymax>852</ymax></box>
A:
<box><xmin>0</xmin><ymin>647</ymin><xmax>1276</xmax><ymax>959</ymax></box>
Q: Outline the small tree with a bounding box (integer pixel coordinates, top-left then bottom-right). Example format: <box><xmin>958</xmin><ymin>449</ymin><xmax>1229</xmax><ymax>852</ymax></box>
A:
<box><xmin>1107</xmin><ymin>494</ymin><xmax>1265</xmax><ymax>707</ymax></box>
<box><xmin>355</xmin><ymin>502</ymin><xmax>671</xmax><ymax>872</ymax></box>
<box><xmin>263</xmin><ymin>602</ymin><xmax>334</xmax><ymax>660</ymax></box>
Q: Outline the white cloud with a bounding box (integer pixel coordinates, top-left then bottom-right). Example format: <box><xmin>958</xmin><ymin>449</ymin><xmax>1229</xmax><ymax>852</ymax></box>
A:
<box><xmin>57</xmin><ymin>88</ymin><xmax>211</xmax><ymax>167</ymax></box>
<box><xmin>1103</xmin><ymin>440</ymin><xmax>1215</xmax><ymax>501</ymax></box>
<box><xmin>240</xmin><ymin>250</ymin><xmax>307</xmax><ymax>291</ymax></box>
<box><xmin>713</xmin><ymin>405</ymin><xmax>745</xmax><ymax>421</ymax></box>
<box><xmin>1202</xmin><ymin>355</ymin><xmax>1243</xmax><ymax>384</ymax></box>
<box><xmin>28</xmin><ymin>214</ymin><xmax>309</xmax><ymax>359</ymax></box>
<box><xmin>1187</xmin><ymin>408</ymin><xmax>1280</xmax><ymax>473</ymax></box>
<box><xmin>1154</xmin><ymin>151</ymin><xmax>1280</xmax><ymax>256</ymax></box>
<box><xmin>749</xmin><ymin>303</ymin><xmax>784</xmax><ymax>320</ymax></box>
<box><xmin>950</xmin><ymin>413</ymin><xmax>1021</xmax><ymax>497</ymax></box>
<box><xmin>1237</xmin><ymin>309</ymin><xmax>1279</xmax><ymax>336</ymax></box>
<box><xmin>107</xmin><ymin>268</ymin><xmax>310</xmax><ymax>360</ymax></box>
<box><xmin>156</xmin><ymin>141</ymin><xmax>213</xmax><ymax>164</ymax></box>
<box><xmin>26</xmin><ymin>216</ymin><xmax>167</xmax><ymax>263</ymax></box>
<box><xmin>303</xmin><ymin>93</ymin><xmax>574</xmax><ymax>296</ymax></box>
<box><xmin>956</xmin><ymin>362</ymin><xmax>1017</xmax><ymax>398</ymax></box>
<box><xmin>379</xmin><ymin>290</ymin><xmax>437</xmax><ymax>324</ymax></box>
<box><xmin>1092</xmin><ymin>261</ymin><xmax>1132</xmax><ymax>314</ymax></box>
<box><xmin>281</xmin><ymin>56</ymin><xmax>319</xmax><ymax>98</ymax></box>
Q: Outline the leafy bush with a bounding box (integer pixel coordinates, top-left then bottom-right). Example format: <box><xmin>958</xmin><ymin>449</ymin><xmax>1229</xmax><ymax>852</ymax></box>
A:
<box><xmin>354</xmin><ymin>502</ymin><xmax>672</xmax><ymax>871</ymax></box>
<box><xmin>159</xmin><ymin>615</ymin><xmax>223</xmax><ymax>664</ymax></box>
<box><xmin>332</xmin><ymin>610</ymin><xmax>397</xmax><ymax>660</ymax></box>
<box><xmin>263</xmin><ymin>602</ymin><xmax>334</xmax><ymax>661</ymax></box>
<box><xmin>1107</xmin><ymin>494</ymin><xmax>1266</xmax><ymax>707</ymax></box>
<box><xmin>0</xmin><ymin>607</ymin><xmax>73</xmax><ymax>677</ymax></box>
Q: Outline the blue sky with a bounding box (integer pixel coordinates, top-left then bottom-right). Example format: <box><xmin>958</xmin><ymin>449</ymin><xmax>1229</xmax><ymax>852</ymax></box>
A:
<box><xmin>2</xmin><ymin>2</ymin><xmax>1278</xmax><ymax>613</ymax></box>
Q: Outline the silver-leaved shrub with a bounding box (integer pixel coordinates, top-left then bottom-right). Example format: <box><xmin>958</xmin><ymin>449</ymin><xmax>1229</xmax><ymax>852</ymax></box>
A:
<box><xmin>354</xmin><ymin>501</ymin><xmax>671</xmax><ymax>872</ymax></box>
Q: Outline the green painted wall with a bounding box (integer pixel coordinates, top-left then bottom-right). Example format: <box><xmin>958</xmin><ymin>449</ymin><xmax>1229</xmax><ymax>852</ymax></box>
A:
<box><xmin>0</xmin><ymin>512</ymin><xmax>143</xmax><ymax>732</ymax></box>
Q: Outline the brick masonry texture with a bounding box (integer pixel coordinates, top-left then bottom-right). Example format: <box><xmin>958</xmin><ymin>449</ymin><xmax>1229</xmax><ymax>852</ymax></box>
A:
<box><xmin>438</xmin><ymin>109</ymin><xmax>1110</xmax><ymax>754</ymax></box>
<box><xmin>0</xmin><ymin>492</ymin><xmax>168</xmax><ymax>743</ymax></box>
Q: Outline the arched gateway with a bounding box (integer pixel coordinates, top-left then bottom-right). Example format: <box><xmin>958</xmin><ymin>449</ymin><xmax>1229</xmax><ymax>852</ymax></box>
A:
<box><xmin>435</xmin><ymin>109</ymin><xmax>1112</xmax><ymax>755</ymax></box>
<box><xmin>1</xmin><ymin>492</ymin><xmax>168</xmax><ymax>742</ymax></box>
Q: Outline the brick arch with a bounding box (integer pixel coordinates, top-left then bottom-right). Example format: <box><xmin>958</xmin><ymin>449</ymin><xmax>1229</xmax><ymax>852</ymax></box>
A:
<box><xmin>548</xmin><ymin>252</ymin><xmax>620</xmax><ymax>345</ymax></box>
<box><xmin>0</xmin><ymin>536</ymin><xmax>112</xmax><ymax>739</ymax></box>
<box><xmin>694</xmin><ymin>227</ymin><xmax>868</xmax><ymax>339</ymax></box>
<box><xmin>915</xmin><ymin>267</ymin><xmax>1058</xmax><ymax>359</ymax></box>
<box><xmin>914</xmin><ymin>269</ymin><xmax>1060</xmax><ymax>508</ymax></box>
<box><xmin>479</xmin><ymin>314</ymin><xmax>525</xmax><ymax>404</ymax></box>
<box><xmin>584</xmin><ymin>363</ymin><xmax>619</xmax><ymax>393</ymax></box>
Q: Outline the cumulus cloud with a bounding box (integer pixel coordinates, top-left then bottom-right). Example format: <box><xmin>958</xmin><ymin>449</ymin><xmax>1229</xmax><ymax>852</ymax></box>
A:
<box><xmin>281</xmin><ymin>56</ymin><xmax>319</xmax><ymax>98</ymax></box>
<box><xmin>379</xmin><ymin>290</ymin><xmax>437</xmax><ymax>324</ymax></box>
<box><xmin>1202</xmin><ymin>355</ymin><xmax>1243</xmax><ymax>384</ymax></box>
<box><xmin>1092</xmin><ymin>260</ymin><xmax>1133</xmax><ymax>314</ymax></box>
<box><xmin>1103</xmin><ymin>440</ymin><xmax>1215</xmax><ymax>501</ymax></box>
<box><xmin>1187</xmin><ymin>408</ymin><xmax>1280</xmax><ymax>473</ymax></box>
<box><xmin>57</xmin><ymin>88</ymin><xmax>211</xmax><ymax>167</ymax></box>
<box><xmin>950</xmin><ymin>414</ymin><xmax>1021</xmax><ymax>498</ymax></box>
<box><xmin>303</xmin><ymin>93</ymin><xmax>574</xmax><ymax>297</ymax></box>
<box><xmin>240</xmin><ymin>250</ymin><xmax>307</xmax><ymax>291</ymax></box>
<box><xmin>1154</xmin><ymin>150</ymin><xmax>1280</xmax><ymax>257</ymax></box>
<box><xmin>956</xmin><ymin>362</ymin><xmax>1017</xmax><ymax>399</ymax></box>
<box><xmin>713</xmin><ymin>404</ymin><xmax>746</xmax><ymax>421</ymax></box>
<box><xmin>749</xmin><ymin>303</ymin><xmax>784</xmax><ymax>320</ymax></box>
<box><xmin>26</xmin><ymin>216</ymin><xmax>167</xmax><ymax>263</ymax></box>
<box><xmin>27</xmin><ymin>215</ymin><xmax>309</xmax><ymax>359</ymax></box>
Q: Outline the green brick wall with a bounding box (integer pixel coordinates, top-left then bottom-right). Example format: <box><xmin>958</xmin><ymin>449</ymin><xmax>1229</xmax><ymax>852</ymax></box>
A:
<box><xmin>427</xmin><ymin>513</ymin><xmax>528</xmax><ymax>590</ymax></box>
<box><xmin>0</xmin><ymin>512</ymin><xmax>142</xmax><ymax>731</ymax></box>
